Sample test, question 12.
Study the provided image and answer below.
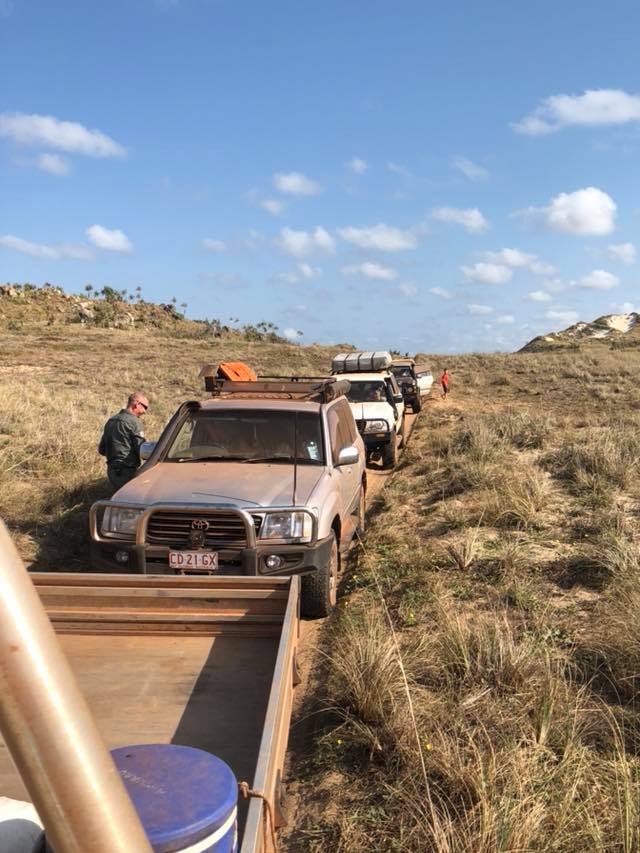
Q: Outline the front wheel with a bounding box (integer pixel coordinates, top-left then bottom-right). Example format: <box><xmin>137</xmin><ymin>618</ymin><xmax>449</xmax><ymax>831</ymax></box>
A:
<box><xmin>382</xmin><ymin>434</ymin><xmax>399</xmax><ymax>469</ymax></box>
<box><xmin>413</xmin><ymin>395</ymin><xmax>422</xmax><ymax>413</ymax></box>
<box><xmin>301</xmin><ymin>533</ymin><xmax>339</xmax><ymax>618</ymax></box>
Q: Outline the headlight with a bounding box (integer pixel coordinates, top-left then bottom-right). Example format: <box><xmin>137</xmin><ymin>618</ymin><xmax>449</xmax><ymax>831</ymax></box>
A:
<box><xmin>101</xmin><ymin>506</ymin><xmax>143</xmax><ymax>536</ymax></box>
<box><xmin>261</xmin><ymin>512</ymin><xmax>313</xmax><ymax>542</ymax></box>
<box><xmin>364</xmin><ymin>419</ymin><xmax>390</xmax><ymax>433</ymax></box>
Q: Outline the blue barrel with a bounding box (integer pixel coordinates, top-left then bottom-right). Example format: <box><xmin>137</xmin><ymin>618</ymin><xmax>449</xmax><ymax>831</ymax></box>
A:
<box><xmin>111</xmin><ymin>744</ymin><xmax>238</xmax><ymax>853</ymax></box>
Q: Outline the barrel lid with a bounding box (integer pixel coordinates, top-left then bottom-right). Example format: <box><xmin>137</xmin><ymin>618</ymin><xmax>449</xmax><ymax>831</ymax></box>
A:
<box><xmin>111</xmin><ymin>744</ymin><xmax>237</xmax><ymax>853</ymax></box>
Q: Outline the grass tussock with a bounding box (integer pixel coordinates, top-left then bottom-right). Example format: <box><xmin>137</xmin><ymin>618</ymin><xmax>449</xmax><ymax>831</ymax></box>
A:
<box><xmin>290</xmin><ymin>349</ymin><xmax>640</xmax><ymax>853</ymax></box>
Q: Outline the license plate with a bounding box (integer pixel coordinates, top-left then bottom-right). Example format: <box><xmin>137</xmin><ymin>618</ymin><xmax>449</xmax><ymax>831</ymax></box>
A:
<box><xmin>169</xmin><ymin>550</ymin><xmax>218</xmax><ymax>572</ymax></box>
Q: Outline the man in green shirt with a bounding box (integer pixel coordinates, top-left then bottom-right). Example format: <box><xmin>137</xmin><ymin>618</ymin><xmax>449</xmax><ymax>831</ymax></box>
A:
<box><xmin>98</xmin><ymin>392</ymin><xmax>149</xmax><ymax>491</ymax></box>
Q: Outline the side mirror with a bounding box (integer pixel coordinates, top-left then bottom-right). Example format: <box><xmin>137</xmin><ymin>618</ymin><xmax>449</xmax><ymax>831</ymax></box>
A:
<box><xmin>393</xmin><ymin>394</ymin><xmax>404</xmax><ymax>404</ymax></box>
<box><xmin>140</xmin><ymin>441</ymin><xmax>157</xmax><ymax>461</ymax></box>
<box><xmin>337</xmin><ymin>445</ymin><xmax>359</xmax><ymax>466</ymax></box>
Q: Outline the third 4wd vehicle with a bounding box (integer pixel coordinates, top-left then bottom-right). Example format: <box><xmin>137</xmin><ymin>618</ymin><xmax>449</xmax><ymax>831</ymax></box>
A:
<box><xmin>90</xmin><ymin>374</ymin><xmax>366</xmax><ymax>618</ymax></box>
<box><xmin>332</xmin><ymin>352</ymin><xmax>405</xmax><ymax>469</ymax></box>
<box><xmin>390</xmin><ymin>358</ymin><xmax>433</xmax><ymax>413</ymax></box>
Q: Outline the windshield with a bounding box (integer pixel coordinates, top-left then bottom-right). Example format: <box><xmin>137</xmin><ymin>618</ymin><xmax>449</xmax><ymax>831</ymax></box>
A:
<box><xmin>346</xmin><ymin>381</ymin><xmax>388</xmax><ymax>404</ymax></box>
<box><xmin>391</xmin><ymin>365</ymin><xmax>413</xmax><ymax>378</ymax></box>
<box><xmin>165</xmin><ymin>409</ymin><xmax>325</xmax><ymax>464</ymax></box>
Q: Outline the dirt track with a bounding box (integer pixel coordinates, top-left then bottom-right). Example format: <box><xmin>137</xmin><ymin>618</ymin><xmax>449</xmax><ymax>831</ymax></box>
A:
<box><xmin>279</xmin><ymin>408</ymin><xmax>420</xmax><ymax>849</ymax></box>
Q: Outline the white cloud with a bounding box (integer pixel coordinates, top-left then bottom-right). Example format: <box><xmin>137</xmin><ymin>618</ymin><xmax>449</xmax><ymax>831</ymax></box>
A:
<box><xmin>481</xmin><ymin>248</ymin><xmax>556</xmax><ymax>277</ymax></box>
<box><xmin>467</xmin><ymin>303</ymin><xmax>494</xmax><ymax>315</ymax></box>
<box><xmin>496</xmin><ymin>314</ymin><xmax>515</xmax><ymax>324</ymax></box>
<box><xmin>451</xmin><ymin>156</ymin><xmax>488</xmax><ymax>181</ymax></box>
<box><xmin>432</xmin><ymin>206</ymin><xmax>489</xmax><ymax>233</ymax></box>
<box><xmin>283</xmin><ymin>327</ymin><xmax>303</xmax><ymax>340</ymax></box>
<box><xmin>398</xmin><ymin>282</ymin><xmax>417</xmax><ymax>298</ymax></box>
<box><xmin>617</xmin><ymin>302</ymin><xmax>636</xmax><ymax>314</ymax></box>
<box><xmin>546</xmin><ymin>309</ymin><xmax>579</xmax><ymax>324</ymax></box>
<box><xmin>86</xmin><ymin>224</ymin><xmax>133</xmax><ymax>253</ymax></box>
<box><xmin>0</xmin><ymin>112</ymin><xmax>126</xmax><ymax>157</ymax></box>
<box><xmin>430</xmin><ymin>287</ymin><xmax>452</xmax><ymax>299</ymax></box>
<box><xmin>461</xmin><ymin>262</ymin><xmax>513</xmax><ymax>285</ymax></box>
<box><xmin>346</xmin><ymin>157</ymin><xmax>367</xmax><ymax>174</ymax></box>
<box><xmin>578</xmin><ymin>269</ymin><xmax>619</xmax><ymax>290</ymax></box>
<box><xmin>276</xmin><ymin>226</ymin><xmax>335</xmax><ymax>257</ymax></box>
<box><xmin>482</xmin><ymin>248</ymin><xmax>534</xmax><ymax>267</ymax></box>
<box><xmin>298</xmin><ymin>263</ymin><xmax>320</xmax><ymax>279</ymax></box>
<box><xmin>528</xmin><ymin>290</ymin><xmax>552</xmax><ymax>302</ymax></box>
<box><xmin>608</xmin><ymin>242</ymin><xmax>636</xmax><ymax>265</ymax></box>
<box><xmin>541</xmin><ymin>277</ymin><xmax>570</xmax><ymax>293</ymax></box>
<box><xmin>36</xmin><ymin>153</ymin><xmax>71</xmax><ymax>176</ymax></box>
<box><xmin>0</xmin><ymin>234</ymin><xmax>93</xmax><ymax>260</ymax></box>
<box><xmin>259</xmin><ymin>199</ymin><xmax>283</xmax><ymax>216</ymax></box>
<box><xmin>338</xmin><ymin>223</ymin><xmax>418</xmax><ymax>251</ymax></box>
<box><xmin>521</xmin><ymin>187</ymin><xmax>616</xmax><ymax>236</ymax></box>
<box><xmin>341</xmin><ymin>261</ymin><xmax>398</xmax><ymax>281</ymax></box>
<box><xmin>201</xmin><ymin>238</ymin><xmax>226</xmax><ymax>252</ymax></box>
<box><xmin>513</xmin><ymin>89</ymin><xmax>640</xmax><ymax>135</ymax></box>
<box><xmin>529</xmin><ymin>260</ymin><xmax>556</xmax><ymax>276</ymax></box>
<box><xmin>387</xmin><ymin>161</ymin><xmax>412</xmax><ymax>179</ymax></box>
<box><xmin>273</xmin><ymin>171</ymin><xmax>321</xmax><ymax>196</ymax></box>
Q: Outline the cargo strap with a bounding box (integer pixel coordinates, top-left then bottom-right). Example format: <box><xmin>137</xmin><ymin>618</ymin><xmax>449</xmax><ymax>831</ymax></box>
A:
<box><xmin>238</xmin><ymin>781</ymin><xmax>279</xmax><ymax>852</ymax></box>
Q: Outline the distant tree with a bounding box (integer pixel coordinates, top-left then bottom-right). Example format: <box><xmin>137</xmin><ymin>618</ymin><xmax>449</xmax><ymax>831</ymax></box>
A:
<box><xmin>181</xmin><ymin>302</ymin><xmax>187</xmax><ymax>311</ymax></box>
<box><xmin>121</xmin><ymin>289</ymin><xmax>128</xmax><ymax>300</ymax></box>
<box><xmin>171</xmin><ymin>296</ymin><xmax>177</xmax><ymax>305</ymax></box>
<box><xmin>84</xmin><ymin>284</ymin><xmax>93</xmax><ymax>294</ymax></box>
<box><xmin>101</xmin><ymin>286</ymin><xmax>120</xmax><ymax>304</ymax></box>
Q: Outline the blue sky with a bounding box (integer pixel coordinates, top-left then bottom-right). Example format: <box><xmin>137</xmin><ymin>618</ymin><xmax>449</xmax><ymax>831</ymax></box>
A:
<box><xmin>2</xmin><ymin>0</ymin><xmax>640</xmax><ymax>353</ymax></box>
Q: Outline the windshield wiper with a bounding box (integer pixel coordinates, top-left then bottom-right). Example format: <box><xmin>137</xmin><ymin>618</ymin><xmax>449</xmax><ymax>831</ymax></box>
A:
<box><xmin>241</xmin><ymin>456</ymin><xmax>294</xmax><ymax>464</ymax></box>
<box><xmin>173</xmin><ymin>454</ymin><xmax>250</xmax><ymax>463</ymax></box>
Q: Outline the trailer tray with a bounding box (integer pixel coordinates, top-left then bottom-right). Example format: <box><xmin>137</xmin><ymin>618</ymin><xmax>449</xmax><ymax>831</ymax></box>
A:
<box><xmin>0</xmin><ymin>573</ymin><xmax>300</xmax><ymax>853</ymax></box>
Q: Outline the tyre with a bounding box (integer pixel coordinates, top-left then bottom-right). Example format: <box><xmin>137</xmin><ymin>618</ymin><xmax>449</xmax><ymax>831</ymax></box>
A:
<box><xmin>382</xmin><ymin>434</ymin><xmax>398</xmax><ymax>469</ymax></box>
<box><xmin>413</xmin><ymin>395</ymin><xmax>422</xmax><ymax>413</ymax></box>
<box><xmin>301</xmin><ymin>533</ymin><xmax>339</xmax><ymax>618</ymax></box>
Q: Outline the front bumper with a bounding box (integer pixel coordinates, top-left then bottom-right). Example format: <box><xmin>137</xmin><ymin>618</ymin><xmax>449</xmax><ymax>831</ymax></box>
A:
<box><xmin>360</xmin><ymin>431</ymin><xmax>393</xmax><ymax>451</ymax></box>
<box><xmin>89</xmin><ymin>501</ymin><xmax>331</xmax><ymax>577</ymax></box>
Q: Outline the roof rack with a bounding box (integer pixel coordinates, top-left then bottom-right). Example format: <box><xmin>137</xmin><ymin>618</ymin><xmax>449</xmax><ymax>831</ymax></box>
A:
<box><xmin>205</xmin><ymin>376</ymin><xmax>350</xmax><ymax>403</ymax></box>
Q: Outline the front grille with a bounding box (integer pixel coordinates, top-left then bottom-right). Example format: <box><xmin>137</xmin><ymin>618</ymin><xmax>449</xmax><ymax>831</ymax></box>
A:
<box><xmin>146</xmin><ymin>512</ymin><xmax>262</xmax><ymax>548</ymax></box>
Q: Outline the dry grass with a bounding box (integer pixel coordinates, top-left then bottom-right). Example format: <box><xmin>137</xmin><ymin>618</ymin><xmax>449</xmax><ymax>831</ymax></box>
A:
<box><xmin>288</xmin><ymin>349</ymin><xmax>640</xmax><ymax>853</ymax></box>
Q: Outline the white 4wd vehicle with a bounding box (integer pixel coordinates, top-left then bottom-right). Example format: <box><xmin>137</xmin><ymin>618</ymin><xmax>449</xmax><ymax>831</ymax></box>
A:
<box><xmin>331</xmin><ymin>354</ymin><xmax>405</xmax><ymax>469</ymax></box>
<box><xmin>90</xmin><ymin>377</ymin><xmax>366</xmax><ymax>617</ymax></box>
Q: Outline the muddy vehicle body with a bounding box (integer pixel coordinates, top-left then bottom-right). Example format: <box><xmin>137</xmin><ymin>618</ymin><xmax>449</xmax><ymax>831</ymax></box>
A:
<box><xmin>390</xmin><ymin>358</ymin><xmax>433</xmax><ymax>413</ymax></box>
<box><xmin>90</xmin><ymin>378</ymin><xmax>366</xmax><ymax>617</ymax></box>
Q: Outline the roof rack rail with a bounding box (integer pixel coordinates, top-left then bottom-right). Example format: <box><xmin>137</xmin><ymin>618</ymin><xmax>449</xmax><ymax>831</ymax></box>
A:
<box><xmin>205</xmin><ymin>376</ymin><xmax>350</xmax><ymax>403</ymax></box>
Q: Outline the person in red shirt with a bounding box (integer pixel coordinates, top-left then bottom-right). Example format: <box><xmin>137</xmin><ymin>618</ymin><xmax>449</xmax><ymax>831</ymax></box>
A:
<box><xmin>440</xmin><ymin>369</ymin><xmax>450</xmax><ymax>399</ymax></box>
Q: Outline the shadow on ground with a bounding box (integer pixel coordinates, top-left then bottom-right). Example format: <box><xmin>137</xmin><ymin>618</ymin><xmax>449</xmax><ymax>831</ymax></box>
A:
<box><xmin>12</xmin><ymin>477</ymin><xmax>113</xmax><ymax>571</ymax></box>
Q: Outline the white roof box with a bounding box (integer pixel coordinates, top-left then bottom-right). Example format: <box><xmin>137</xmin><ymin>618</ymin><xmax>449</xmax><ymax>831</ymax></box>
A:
<box><xmin>332</xmin><ymin>351</ymin><xmax>392</xmax><ymax>374</ymax></box>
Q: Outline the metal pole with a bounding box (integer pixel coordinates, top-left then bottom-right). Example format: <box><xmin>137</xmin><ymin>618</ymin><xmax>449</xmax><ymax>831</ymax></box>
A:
<box><xmin>0</xmin><ymin>521</ymin><xmax>153</xmax><ymax>853</ymax></box>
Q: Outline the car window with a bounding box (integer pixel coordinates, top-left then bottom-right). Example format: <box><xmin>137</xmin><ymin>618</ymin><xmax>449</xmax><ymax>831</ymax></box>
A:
<box><xmin>165</xmin><ymin>410</ymin><xmax>324</xmax><ymax>463</ymax></box>
<box><xmin>391</xmin><ymin>366</ymin><xmax>413</xmax><ymax>378</ymax></box>
<box><xmin>346</xmin><ymin>380</ymin><xmax>386</xmax><ymax>403</ymax></box>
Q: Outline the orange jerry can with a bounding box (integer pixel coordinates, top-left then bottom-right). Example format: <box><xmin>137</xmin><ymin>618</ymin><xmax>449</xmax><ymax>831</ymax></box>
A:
<box><xmin>216</xmin><ymin>362</ymin><xmax>257</xmax><ymax>382</ymax></box>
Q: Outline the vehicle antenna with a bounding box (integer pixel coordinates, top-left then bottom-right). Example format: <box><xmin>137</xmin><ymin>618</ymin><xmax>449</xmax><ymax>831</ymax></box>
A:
<box><xmin>292</xmin><ymin>409</ymin><xmax>298</xmax><ymax>506</ymax></box>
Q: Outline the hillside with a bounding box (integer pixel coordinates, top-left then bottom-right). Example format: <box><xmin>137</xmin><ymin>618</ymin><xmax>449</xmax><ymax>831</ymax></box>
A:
<box><xmin>0</xmin><ymin>281</ymin><xmax>306</xmax><ymax>344</ymax></box>
<box><xmin>521</xmin><ymin>311</ymin><xmax>640</xmax><ymax>352</ymax></box>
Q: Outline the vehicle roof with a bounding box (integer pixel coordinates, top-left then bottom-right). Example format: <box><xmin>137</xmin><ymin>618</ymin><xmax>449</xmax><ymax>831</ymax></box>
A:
<box><xmin>339</xmin><ymin>372</ymin><xmax>391</xmax><ymax>382</ymax></box>
<box><xmin>391</xmin><ymin>358</ymin><xmax>415</xmax><ymax>365</ymax></box>
<box><xmin>198</xmin><ymin>398</ymin><xmax>323</xmax><ymax>412</ymax></box>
